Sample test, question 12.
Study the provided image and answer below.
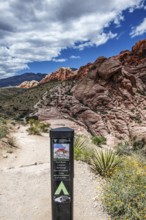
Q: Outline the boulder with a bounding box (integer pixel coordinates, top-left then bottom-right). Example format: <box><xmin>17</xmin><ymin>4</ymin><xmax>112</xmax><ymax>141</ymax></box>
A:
<box><xmin>98</xmin><ymin>58</ymin><xmax>121</xmax><ymax>80</ymax></box>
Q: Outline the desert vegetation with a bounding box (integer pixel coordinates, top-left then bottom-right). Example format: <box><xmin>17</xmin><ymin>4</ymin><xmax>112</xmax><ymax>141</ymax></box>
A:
<box><xmin>103</xmin><ymin>154</ymin><xmax>146</xmax><ymax>220</ymax></box>
<box><xmin>74</xmin><ymin>135</ymin><xmax>94</xmax><ymax>164</ymax></box>
<box><xmin>91</xmin><ymin>135</ymin><xmax>106</xmax><ymax>147</ymax></box>
<box><xmin>74</xmin><ymin>135</ymin><xmax>146</xmax><ymax>219</ymax></box>
<box><xmin>0</xmin><ymin>117</ymin><xmax>9</xmax><ymax>139</ymax></box>
<box><xmin>0</xmin><ymin>117</ymin><xmax>17</xmax><ymax>157</ymax></box>
<box><xmin>27</xmin><ymin>119</ymin><xmax>50</xmax><ymax>135</ymax></box>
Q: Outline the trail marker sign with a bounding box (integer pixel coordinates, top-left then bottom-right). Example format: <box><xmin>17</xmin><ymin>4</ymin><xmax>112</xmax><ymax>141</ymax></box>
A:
<box><xmin>55</xmin><ymin>181</ymin><xmax>69</xmax><ymax>196</ymax></box>
<box><xmin>50</xmin><ymin>127</ymin><xmax>74</xmax><ymax>220</ymax></box>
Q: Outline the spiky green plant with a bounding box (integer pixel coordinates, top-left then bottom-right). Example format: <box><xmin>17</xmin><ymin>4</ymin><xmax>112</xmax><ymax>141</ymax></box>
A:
<box><xmin>91</xmin><ymin>149</ymin><xmax>122</xmax><ymax>177</ymax></box>
<box><xmin>74</xmin><ymin>135</ymin><xmax>93</xmax><ymax>164</ymax></box>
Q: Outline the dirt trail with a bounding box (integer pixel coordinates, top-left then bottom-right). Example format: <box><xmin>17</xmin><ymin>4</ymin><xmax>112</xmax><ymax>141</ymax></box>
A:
<box><xmin>0</xmin><ymin>120</ymin><xmax>109</xmax><ymax>220</ymax></box>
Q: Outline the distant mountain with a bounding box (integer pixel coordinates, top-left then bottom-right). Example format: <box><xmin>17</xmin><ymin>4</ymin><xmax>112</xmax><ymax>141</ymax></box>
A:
<box><xmin>0</xmin><ymin>73</ymin><xmax>47</xmax><ymax>87</ymax></box>
<box><xmin>40</xmin><ymin>67</ymin><xmax>77</xmax><ymax>84</ymax></box>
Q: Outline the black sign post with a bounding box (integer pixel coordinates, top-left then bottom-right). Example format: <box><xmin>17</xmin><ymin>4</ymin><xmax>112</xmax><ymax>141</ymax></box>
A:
<box><xmin>50</xmin><ymin>127</ymin><xmax>74</xmax><ymax>220</ymax></box>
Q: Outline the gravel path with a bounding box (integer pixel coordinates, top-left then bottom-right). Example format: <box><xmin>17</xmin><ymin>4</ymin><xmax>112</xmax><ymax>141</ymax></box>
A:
<box><xmin>0</xmin><ymin>120</ymin><xmax>109</xmax><ymax>220</ymax></box>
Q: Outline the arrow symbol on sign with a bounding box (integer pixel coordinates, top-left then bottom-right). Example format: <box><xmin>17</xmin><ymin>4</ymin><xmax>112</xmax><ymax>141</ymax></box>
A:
<box><xmin>55</xmin><ymin>181</ymin><xmax>69</xmax><ymax>196</ymax></box>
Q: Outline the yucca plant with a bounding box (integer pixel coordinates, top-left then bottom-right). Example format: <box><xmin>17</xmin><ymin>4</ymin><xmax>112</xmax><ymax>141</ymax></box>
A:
<box><xmin>91</xmin><ymin>149</ymin><xmax>122</xmax><ymax>177</ymax></box>
<box><xmin>74</xmin><ymin>135</ymin><xmax>93</xmax><ymax>164</ymax></box>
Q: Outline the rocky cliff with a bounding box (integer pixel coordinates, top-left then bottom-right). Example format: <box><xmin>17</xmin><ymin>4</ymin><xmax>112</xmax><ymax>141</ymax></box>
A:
<box><xmin>34</xmin><ymin>40</ymin><xmax>146</xmax><ymax>140</ymax></box>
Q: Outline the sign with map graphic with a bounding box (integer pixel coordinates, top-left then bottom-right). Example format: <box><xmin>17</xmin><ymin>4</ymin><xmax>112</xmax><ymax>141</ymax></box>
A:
<box><xmin>50</xmin><ymin>127</ymin><xmax>74</xmax><ymax>220</ymax></box>
<box><xmin>54</xmin><ymin>143</ymin><xmax>69</xmax><ymax>160</ymax></box>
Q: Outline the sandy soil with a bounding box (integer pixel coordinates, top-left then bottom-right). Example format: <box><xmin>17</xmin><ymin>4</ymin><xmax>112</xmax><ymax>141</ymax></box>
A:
<box><xmin>0</xmin><ymin>119</ymin><xmax>109</xmax><ymax>220</ymax></box>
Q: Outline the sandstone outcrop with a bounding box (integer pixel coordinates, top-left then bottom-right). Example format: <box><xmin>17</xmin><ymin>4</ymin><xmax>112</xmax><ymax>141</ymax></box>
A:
<box><xmin>18</xmin><ymin>80</ymin><xmax>39</xmax><ymax>88</ymax></box>
<box><xmin>34</xmin><ymin>40</ymin><xmax>146</xmax><ymax>140</ymax></box>
<box><xmin>115</xmin><ymin>39</ymin><xmax>146</xmax><ymax>65</ymax></box>
<box><xmin>40</xmin><ymin>67</ymin><xmax>76</xmax><ymax>84</ymax></box>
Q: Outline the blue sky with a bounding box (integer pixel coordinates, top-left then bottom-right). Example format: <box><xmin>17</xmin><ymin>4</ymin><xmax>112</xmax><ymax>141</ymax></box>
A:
<box><xmin>0</xmin><ymin>0</ymin><xmax>146</xmax><ymax>79</ymax></box>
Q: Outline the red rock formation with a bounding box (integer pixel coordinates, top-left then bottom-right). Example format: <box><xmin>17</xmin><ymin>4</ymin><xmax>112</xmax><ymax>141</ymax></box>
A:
<box><xmin>40</xmin><ymin>67</ymin><xmax>76</xmax><ymax>84</ymax></box>
<box><xmin>75</xmin><ymin>63</ymin><xmax>93</xmax><ymax>79</ymax></box>
<box><xmin>115</xmin><ymin>39</ymin><xmax>146</xmax><ymax>65</ymax></box>
<box><xmin>34</xmin><ymin>40</ymin><xmax>146</xmax><ymax>140</ymax></box>
<box><xmin>17</xmin><ymin>40</ymin><xmax>146</xmax><ymax>89</ymax></box>
<box><xmin>17</xmin><ymin>80</ymin><xmax>39</xmax><ymax>88</ymax></box>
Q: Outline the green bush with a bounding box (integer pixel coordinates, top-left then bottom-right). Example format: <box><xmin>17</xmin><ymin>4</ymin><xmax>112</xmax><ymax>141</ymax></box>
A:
<box><xmin>39</xmin><ymin>122</ymin><xmax>50</xmax><ymax>133</ymax></box>
<box><xmin>74</xmin><ymin>136</ymin><xmax>93</xmax><ymax>164</ymax></box>
<box><xmin>91</xmin><ymin>135</ymin><xmax>106</xmax><ymax>147</ymax></box>
<box><xmin>27</xmin><ymin>126</ymin><xmax>41</xmax><ymax>135</ymax></box>
<box><xmin>116</xmin><ymin>141</ymin><xmax>132</xmax><ymax>156</ymax></box>
<box><xmin>0</xmin><ymin>125</ymin><xmax>8</xmax><ymax>139</ymax></box>
<box><xmin>27</xmin><ymin>119</ymin><xmax>50</xmax><ymax>135</ymax></box>
<box><xmin>91</xmin><ymin>149</ymin><xmax>122</xmax><ymax>177</ymax></box>
<box><xmin>115</xmin><ymin>138</ymin><xmax>146</xmax><ymax>158</ymax></box>
<box><xmin>103</xmin><ymin>156</ymin><xmax>146</xmax><ymax>219</ymax></box>
<box><xmin>0</xmin><ymin>118</ymin><xmax>8</xmax><ymax>139</ymax></box>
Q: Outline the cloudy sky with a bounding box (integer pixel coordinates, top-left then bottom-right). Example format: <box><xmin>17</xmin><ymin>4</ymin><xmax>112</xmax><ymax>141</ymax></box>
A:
<box><xmin>0</xmin><ymin>0</ymin><xmax>146</xmax><ymax>79</ymax></box>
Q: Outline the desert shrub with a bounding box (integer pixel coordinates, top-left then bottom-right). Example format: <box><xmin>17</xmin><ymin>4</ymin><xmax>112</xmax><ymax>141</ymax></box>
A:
<box><xmin>27</xmin><ymin>119</ymin><xmax>50</xmax><ymax>135</ymax></box>
<box><xmin>0</xmin><ymin>118</ymin><xmax>8</xmax><ymax>139</ymax></box>
<box><xmin>103</xmin><ymin>156</ymin><xmax>146</xmax><ymax>220</ymax></box>
<box><xmin>91</xmin><ymin>135</ymin><xmax>106</xmax><ymax>147</ymax></box>
<box><xmin>39</xmin><ymin>122</ymin><xmax>50</xmax><ymax>132</ymax></box>
<box><xmin>116</xmin><ymin>138</ymin><xmax>146</xmax><ymax>157</ymax></box>
<box><xmin>116</xmin><ymin>141</ymin><xmax>132</xmax><ymax>156</ymax></box>
<box><xmin>27</xmin><ymin>126</ymin><xmax>41</xmax><ymax>135</ymax></box>
<box><xmin>28</xmin><ymin>118</ymin><xmax>38</xmax><ymax>126</ymax></box>
<box><xmin>74</xmin><ymin>135</ymin><xmax>93</xmax><ymax>164</ymax></box>
<box><xmin>132</xmin><ymin>138</ymin><xmax>145</xmax><ymax>151</ymax></box>
<box><xmin>91</xmin><ymin>149</ymin><xmax>122</xmax><ymax>177</ymax></box>
<box><xmin>0</xmin><ymin>126</ymin><xmax>8</xmax><ymax>139</ymax></box>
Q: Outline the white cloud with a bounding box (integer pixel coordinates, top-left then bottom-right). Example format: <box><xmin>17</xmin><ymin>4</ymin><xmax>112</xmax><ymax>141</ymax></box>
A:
<box><xmin>130</xmin><ymin>18</ymin><xmax>146</xmax><ymax>37</ymax></box>
<box><xmin>0</xmin><ymin>0</ymin><xmax>144</xmax><ymax>78</ymax></box>
<box><xmin>52</xmin><ymin>58</ymin><xmax>67</xmax><ymax>62</ymax></box>
<box><xmin>70</xmin><ymin>55</ymin><xmax>81</xmax><ymax>59</ymax></box>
